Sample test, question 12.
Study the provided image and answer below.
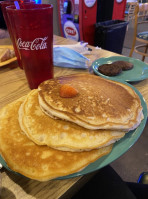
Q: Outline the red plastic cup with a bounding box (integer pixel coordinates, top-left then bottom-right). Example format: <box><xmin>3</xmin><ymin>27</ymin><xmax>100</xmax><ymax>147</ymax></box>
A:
<box><xmin>6</xmin><ymin>4</ymin><xmax>53</xmax><ymax>89</ymax></box>
<box><xmin>0</xmin><ymin>0</ymin><xmax>35</xmax><ymax>69</ymax></box>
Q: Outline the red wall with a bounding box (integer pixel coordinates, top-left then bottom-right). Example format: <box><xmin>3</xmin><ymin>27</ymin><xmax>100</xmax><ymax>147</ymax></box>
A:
<box><xmin>112</xmin><ymin>0</ymin><xmax>127</xmax><ymax>20</ymax></box>
<box><xmin>79</xmin><ymin>0</ymin><xmax>97</xmax><ymax>45</ymax></box>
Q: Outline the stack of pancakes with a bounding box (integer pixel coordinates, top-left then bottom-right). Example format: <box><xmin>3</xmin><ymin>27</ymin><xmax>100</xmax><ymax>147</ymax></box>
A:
<box><xmin>0</xmin><ymin>74</ymin><xmax>144</xmax><ymax>181</ymax></box>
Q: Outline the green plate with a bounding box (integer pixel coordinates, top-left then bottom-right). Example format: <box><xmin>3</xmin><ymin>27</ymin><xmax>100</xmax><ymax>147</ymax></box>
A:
<box><xmin>0</xmin><ymin>81</ymin><xmax>147</xmax><ymax>180</ymax></box>
<box><xmin>92</xmin><ymin>56</ymin><xmax>148</xmax><ymax>82</ymax></box>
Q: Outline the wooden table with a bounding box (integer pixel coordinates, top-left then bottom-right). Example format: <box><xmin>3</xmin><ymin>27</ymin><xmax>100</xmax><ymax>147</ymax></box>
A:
<box><xmin>0</xmin><ymin>35</ymin><xmax>148</xmax><ymax>199</ymax></box>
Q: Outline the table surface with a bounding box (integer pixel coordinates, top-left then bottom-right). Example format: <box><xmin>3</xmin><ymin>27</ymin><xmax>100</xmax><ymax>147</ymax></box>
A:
<box><xmin>0</xmin><ymin>35</ymin><xmax>148</xmax><ymax>199</ymax></box>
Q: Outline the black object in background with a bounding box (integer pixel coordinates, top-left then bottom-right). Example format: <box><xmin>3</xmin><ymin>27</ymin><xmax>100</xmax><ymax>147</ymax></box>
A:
<box><xmin>94</xmin><ymin>20</ymin><xmax>128</xmax><ymax>54</ymax></box>
<box><xmin>97</xmin><ymin>0</ymin><xmax>114</xmax><ymax>22</ymax></box>
<box><xmin>72</xmin><ymin>165</ymin><xmax>148</xmax><ymax>199</ymax></box>
<box><xmin>71</xmin><ymin>165</ymin><xmax>137</xmax><ymax>199</ymax></box>
<box><xmin>0</xmin><ymin>0</ymin><xmax>7</xmax><ymax>29</ymax></box>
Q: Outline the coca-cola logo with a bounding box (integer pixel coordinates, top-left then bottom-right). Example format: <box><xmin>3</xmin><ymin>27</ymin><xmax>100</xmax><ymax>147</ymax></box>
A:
<box><xmin>17</xmin><ymin>37</ymin><xmax>48</xmax><ymax>50</ymax></box>
<box><xmin>65</xmin><ymin>27</ymin><xmax>76</xmax><ymax>36</ymax></box>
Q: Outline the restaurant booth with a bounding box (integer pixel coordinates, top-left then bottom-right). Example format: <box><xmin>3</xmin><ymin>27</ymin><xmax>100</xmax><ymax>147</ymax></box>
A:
<box><xmin>57</xmin><ymin>0</ymin><xmax>127</xmax><ymax>45</ymax></box>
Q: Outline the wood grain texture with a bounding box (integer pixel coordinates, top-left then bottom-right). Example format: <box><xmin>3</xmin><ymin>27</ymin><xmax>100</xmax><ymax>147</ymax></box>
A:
<box><xmin>0</xmin><ymin>35</ymin><xmax>148</xmax><ymax>199</ymax></box>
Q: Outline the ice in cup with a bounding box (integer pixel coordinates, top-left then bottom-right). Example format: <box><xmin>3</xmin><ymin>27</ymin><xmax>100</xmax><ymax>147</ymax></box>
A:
<box><xmin>6</xmin><ymin>4</ymin><xmax>53</xmax><ymax>89</ymax></box>
<box><xmin>0</xmin><ymin>0</ymin><xmax>35</xmax><ymax>69</ymax></box>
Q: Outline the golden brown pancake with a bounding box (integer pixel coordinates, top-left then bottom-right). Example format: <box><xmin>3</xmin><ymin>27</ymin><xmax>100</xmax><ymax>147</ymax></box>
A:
<box><xmin>18</xmin><ymin>89</ymin><xmax>125</xmax><ymax>152</ymax></box>
<box><xmin>38</xmin><ymin>74</ymin><xmax>143</xmax><ymax>131</ymax></box>
<box><xmin>0</xmin><ymin>97</ymin><xmax>112</xmax><ymax>181</ymax></box>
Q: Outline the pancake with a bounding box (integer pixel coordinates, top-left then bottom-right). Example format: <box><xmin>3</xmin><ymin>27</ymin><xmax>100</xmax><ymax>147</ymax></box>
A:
<box><xmin>18</xmin><ymin>89</ymin><xmax>125</xmax><ymax>152</ymax></box>
<box><xmin>38</xmin><ymin>74</ymin><xmax>143</xmax><ymax>131</ymax></box>
<box><xmin>0</xmin><ymin>97</ymin><xmax>112</xmax><ymax>181</ymax></box>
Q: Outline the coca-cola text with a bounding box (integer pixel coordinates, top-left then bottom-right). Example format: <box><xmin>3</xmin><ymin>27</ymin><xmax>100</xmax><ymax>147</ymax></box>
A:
<box><xmin>17</xmin><ymin>37</ymin><xmax>48</xmax><ymax>50</ymax></box>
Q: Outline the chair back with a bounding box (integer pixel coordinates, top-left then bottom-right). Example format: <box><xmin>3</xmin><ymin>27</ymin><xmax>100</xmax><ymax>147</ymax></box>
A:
<box><xmin>139</xmin><ymin>3</ymin><xmax>148</xmax><ymax>20</ymax></box>
<box><xmin>127</xmin><ymin>2</ymin><xmax>138</xmax><ymax>21</ymax></box>
<box><xmin>129</xmin><ymin>3</ymin><xmax>148</xmax><ymax>61</ymax></box>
